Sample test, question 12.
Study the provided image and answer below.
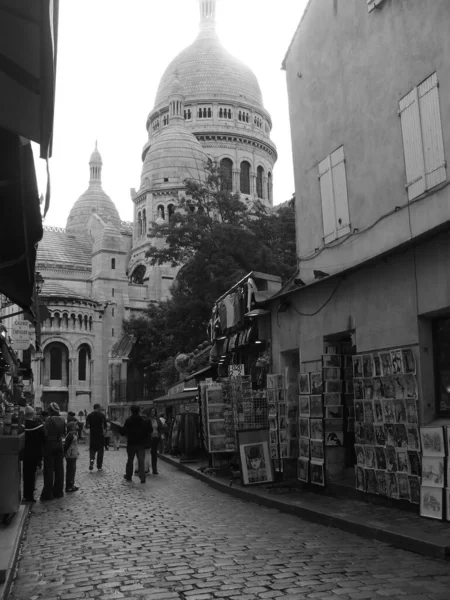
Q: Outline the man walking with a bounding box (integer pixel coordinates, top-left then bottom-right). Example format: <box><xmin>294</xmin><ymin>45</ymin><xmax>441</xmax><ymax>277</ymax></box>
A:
<box><xmin>85</xmin><ymin>403</ymin><xmax>107</xmax><ymax>471</ymax></box>
<box><xmin>40</xmin><ymin>402</ymin><xmax>66</xmax><ymax>501</ymax></box>
<box><xmin>121</xmin><ymin>405</ymin><xmax>147</xmax><ymax>483</ymax></box>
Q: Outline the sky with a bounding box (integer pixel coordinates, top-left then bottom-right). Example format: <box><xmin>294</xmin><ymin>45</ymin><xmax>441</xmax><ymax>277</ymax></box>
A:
<box><xmin>33</xmin><ymin>0</ymin><xmax>309</xmax><ymax>227</ymax></box>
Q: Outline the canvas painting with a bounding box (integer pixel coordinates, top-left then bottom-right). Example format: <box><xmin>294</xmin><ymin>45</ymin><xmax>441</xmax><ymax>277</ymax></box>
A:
<box><xmin>355</xmin><ymin>444</ymin><xmax>365</xmax><ymax>466</ymax></box>
<box><xmin>386</xmin><ymin>472</ymin><xmax>399</xmax><ymax>498</ymax></box>
<box><xmin>238</xmin><ymin>431</ymin><xmax>274</xmax><ymax>486</ymax></box>
<box><xmin>323</xmin><ymin>367</ymin><xmax>341</xmax><ymax>380</ymax></box>
<box><xmin>409</xmin><ymin>476</ymin><xmax>420</xmax><ymax>504</ymax></box>
<box><xmin>299</xmin><ymin>437</ymin><xmax>310</xmax><ymax>458</ymax></box>
<box><xmin>391</xmin><ymin>349</ymin><xmax>403</xmax><ymax>375</ymax></box>
<box><xmin>397</xmin><ymin>473</ymin><xmax>410</xmax><ymax>500</ymax></box>
<box><xmin>376</xmin><ymin>470</ymin><xmax>387</xmax><ymax>496</ymax></box>
<box><xmin>405</xmin><ymin>398</ymin><xmax>418</xmax><ymax>424</ymax></box>
<box><xmin>323</xmin><ymin>354</ymin><xmax>342</xmax><ymax>367</ymax></box>
<box><xmin>365</xmin><ymin>468</ymin><xmax>377</xmax><ymax>494</ymax></box>
<box><xmin>298</xmin><ymin>458</ymin><xmax>309</xmax><ymax>482</ymax></box>
<box><xmin>396</xmin><ymin>448</ymin><xmax>409</xmax><ymax>473</ymax></box>
<box><xmin>402</xmin><ymin>348</ymin><xmax>416</xmax><ymax>374</ymax></box>
<box><xmin>420</xmin><ymin>427</ymin><xmax>445</xmax><ymax>457</ymax></box>
<box><xmin>310</xmin><ymin>461</ymin><xmax>325</xmax><ymax>486</ymax></box>
<box><xmin>407</xmin><ymin>450</ymin><xmax>421</xmax><ymax>477</ymax></box>
<box><xmin>362</xmin><ymin>354</ymin><xmax>374</xmax><ymax>378</ymax></box>
<box><xmin>299</xmin><ymin>396</ymin><xmax>310</xmax><ymax>416</ymax></box>
<box><xmin>310</xmin><ymin>395</ymin><xmax>323</xmax><ymax>418</ymax></box>
<box><xmin>325</xmin><ymin>405</ymin><xmax>343</xmax><ymax>419</ymax></box>
<box><xmin>310</xmin><ymin>372</ymin><xmax>323</xmax><ymax>395</ymax></box>
<box><xmin>403</xmin><ymin>374</ymin><xmax>418</xmax><ymax>399</ymax></box>
<box><xmin>326</xmin><ymin>431</ymin><xmax>343</xmax><ymax>446</ymax></box>
<box><xmin>379</xmin><ymin>352</ymin><xmax>393</xmax><ymax>376</ymax></box>
<box><xmin>422</xmin><ymin>456</ymin><xmax>445</xmax><ymax>488</ymax></box>
<box><xmin>364</xmin><ymin>446</ymin><xmax>375</xmax><ymax>469</ymax></box>
<box><xmin>310</xmin><ymin>419</ymin><xmax>324</xmax><ymax>440</ymax></box>
<box><xmin>299</xmin><ymin>418</ymin><xmax>310</xmax><ymax>438</ymax></box>
<box><xmin>355</xmin><ymin>465</ymin><xmax>365</xmax><ymax>491</ymax></box>
<box><xmin>406</xmin><ymin>424</ymin><xmax>420</xmax><ymax>450</ymax></box>
<box><xmin>310</xmin><ymin>440</ymin><xmax>324</xmax><ymax>461</ymax></box>
<box><xmin>375</xmin><ymin>447</ymin><xmax>386</xmax><ymax>470</ymax></box>
<box><xmin>298</xmin><ymin>373</ymin><xmax>310</xmax><ymax>395</ymax></box>
<box><xmin>324</xmin><ymin>393</ymin><xmax>342</xmax><ymax>406</ymax></box>
<box><xmin>353</xmin><ymin>379</ymin><xmax>364</xmax><ymax>400</ymax></box>
<box><xmin>352</xmin><ymin>355</ymin><xmax>363</xmax><ymax>378</ymax></box>
<box><xmin>420</xmin><ymin>486</ymin><xmax>443</xmax><ymax>520</ymax></box>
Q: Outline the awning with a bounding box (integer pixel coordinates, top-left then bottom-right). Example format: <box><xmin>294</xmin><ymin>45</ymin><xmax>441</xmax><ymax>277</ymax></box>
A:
<box><xmin>153</xmin><ymin>390</ymin><xmax>198</xmax><ymax>403</ymax></box>
<box><xmin>0</xmin><ymin>1</ymin><xmax>59</xmax><ymax>159</ymax></box>
<box><xmin>184</xmin><ymin>364</ymin><xmax>216</xmax><ymax>382</ymax></box>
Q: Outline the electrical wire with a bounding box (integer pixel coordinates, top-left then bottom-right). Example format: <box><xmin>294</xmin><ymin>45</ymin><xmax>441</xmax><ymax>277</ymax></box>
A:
<box><xmin>288</xmin><ymin>278</ymin><xmax>343</xmax><ymax>317</ymax></box>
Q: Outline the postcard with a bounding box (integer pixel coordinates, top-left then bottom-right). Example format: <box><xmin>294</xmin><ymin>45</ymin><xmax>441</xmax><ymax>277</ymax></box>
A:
<box><xmin>379</xmin><ymin>352</ymin><xmax>393</xmax><ymax>376</ymax></box>
<box><xmin>310</xmin><ymin>440</ymin><xmax>324</xmax><ymax>461</ymax></box>
<box><xmin>364</xmin><ymin>445</ymin><xmax>375</xmax><ymax>469</ymax></box>
<box><xmin>310</xmin><ymin>419</ymin><xmax>324</xmax><ymax>440</ymax></box>
<box><xmin>420</xmin><ymin>487</ymin><xmax>443</xmax><ymax>520</ymax></box>
<box><xmin>355</xmin><ymin>444</ymin><xmax>365</xmax><ymax>466</ymax></box>
<box><xmin>352</xmin><ymin>355</ymin><xmax>363</xmax><ymax>378</ymax></box>
<box><xmin>298</xmin><ymin>373</ymin><xmax>310</xmax><ymax>395</ymax></box>
<box><xmin>299</xmin><ymin>418</ymin><xmax>310</xmax><ymax>438</ymax></box>
<box><xmin>310</xmin><ymin>461</ymin><xmax>325</xmax><ymax>486</ymax></box>
<box><xmin>299</xmin><ymin>437</ymin><xmax>310</xmax><ymax>458</ymax></box>
<box><xmin>421</xmin><ymin>456</ymin><xmax>445</xmax><ymax>488</ymax></box>
<box><xmin>310</xmin><ymin>372</ymin><xmax>323</xmax><ymax>395</ymax></box>
<box><xmin>353</xmin><ymin>379</ymin><xmax>364</xmax><ymax>400</ymax></box>
<box><xmin>390</xmin><ymin>349</ymin><xmax>403</xmax><ymax>375</ymax></box>
<box><xmin>405</xmin><ymin>398</ymin><xmax>418</xmax><ymax>424</ymax></box>
<box><xmin>401</xmin><ymin>348</ymin><xmax>416</xmax><ymax>374</ymax></box>
<box><xmin>362</xmin><ymin>354</ymin><xmax>374</xmax><ymax>378</ymax></box>
<box><xmin>420</xmin><ymin>427</ymin><xmax>445</xmax><ymax>457</ymax></box>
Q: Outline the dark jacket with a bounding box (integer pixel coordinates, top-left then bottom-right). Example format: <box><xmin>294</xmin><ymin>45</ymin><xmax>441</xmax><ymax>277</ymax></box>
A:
<box><xmin>143</xmin><ymin>417</ymin><xmax>165</xmax><ymax>449</ymax></box>
<box><xmin>121</xmin><ymin>414</ymin><xmax>147</xmax><ymax>447</ymax></box>
<box><xmin>43</xmin><ymin>415</ymin><xmax>66</xmax><ymax>453</ymax></box>
<box><xmin>22</xmin><ymin>418</ymin><xmax>46</xmax><ymax>461</ymax></box>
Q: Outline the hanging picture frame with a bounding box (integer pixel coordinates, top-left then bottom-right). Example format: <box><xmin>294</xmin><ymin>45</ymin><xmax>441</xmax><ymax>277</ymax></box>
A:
<box><xmin>421</xmin><ymin>456</ymin><xmax>445</xmax><ymax>488</ymax></box>
<box><xmin>298</xmin><ymin>373</ymin><xmax>310</xmax><ymax>395</ymax></box>
<box><xmin>310</xmin><ymin>461</ymin><xmax>325</xmax><ymax>486</ymax></box>
<box><xmin>310</xmin><ymin>395</ymin><xmax>323</xmax><ymax>418</ymax></box>
<box><xmin>420</xmin><ymin>486</ymin><xmax>443</xmax><ymax>520</ymax></box>
<box><xmin>310</xmin><ymin>372</ymin><xmax>323</xmax><ymax>395</ymax></box>
<box><xmin>299</xmin><ymin>437</ymin><xmax>310</xmax><ymax>458</ymax></box>
<box><xmin>298</xmin><ymin>458</ymin><xmax>309</xmax><ymax>482</ymax></box>
<box><xmin>299</xmin><ymin>396</ymin><xmax>310</xmax><ymax>416</ymax></box>
<box><xmin>310</xmin><ymin>440</ymin><xmax>324</xmax><ymax>461</ymax></box>
<box><xmin>237</xmin><ymin>429</ymin><xmax>274</xmax><ymax>486</ymax></box>
<box><xmin>401</xmin><ymin>348</ymin><xmax>416</xmax><ymax>374</ymax></box>
<box><xmin>420</xmin><ymin>427</ymin><xmax>445</xmax><ymax>457</ymax></box>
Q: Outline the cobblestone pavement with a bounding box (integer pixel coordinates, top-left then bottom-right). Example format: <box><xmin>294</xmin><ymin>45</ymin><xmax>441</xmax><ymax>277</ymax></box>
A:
<box><xmin>8</xmin><ymin>449</ymin><xmax>450</xmax><ymax>600</ymax></box>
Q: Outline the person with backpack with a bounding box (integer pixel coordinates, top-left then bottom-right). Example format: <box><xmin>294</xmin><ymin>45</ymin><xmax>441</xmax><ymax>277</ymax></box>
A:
<box><xmin>40</xmin><ymin>402</ymin><xmax>66</xmax><ymax>501</ymax></box>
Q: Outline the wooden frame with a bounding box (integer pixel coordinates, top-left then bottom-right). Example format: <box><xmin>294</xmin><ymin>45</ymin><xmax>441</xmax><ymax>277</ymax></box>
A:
<box><xmin>237</xmin><ymin>429</ymin><xmax>274</xmax><ymax>486</ymax></box>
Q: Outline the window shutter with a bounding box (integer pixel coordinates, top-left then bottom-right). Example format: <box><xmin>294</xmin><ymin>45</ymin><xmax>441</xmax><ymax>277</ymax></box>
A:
<box><xmin>399</xmin><ymin>88</ymin><xmax>426</xmax><ymax>201</ymax></box>
<box><xmin>331</xmin><ymin>146</ymin><xmax>350</xmax><ymax>236</ymax></box>
<box><xmin>418</xmin><ymin>73</ymin><xmax>446</xmax><ymax>191</ymax></box>
<box><xmin>319</xmin><ymin>156</ymin><xmax>336</xmax><ymax>243</ymax></box>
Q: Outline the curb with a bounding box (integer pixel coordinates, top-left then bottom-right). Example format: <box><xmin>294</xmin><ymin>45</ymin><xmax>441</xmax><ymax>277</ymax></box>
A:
<box><xmin>0</xmin><ymin>505</ymin><xmax>30</xmax><ymax>600</ymax></box>
<box><xmin>160</xmin><ymin>455</ymin><xmax>450</xmax><ymax>561</ymax></box>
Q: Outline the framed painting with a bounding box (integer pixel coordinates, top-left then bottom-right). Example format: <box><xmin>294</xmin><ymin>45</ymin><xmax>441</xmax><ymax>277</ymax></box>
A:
<box><xmin>299</xmin><ymin>417</ymin><xmax>310</xmax><ymax>438</ymax></box>
<box><xmin>298</xmin><ymin>458</ymin><xmax>309</xmax><ymax>482</ymax></box>
<box><xmin>299</xmin><ymin>396</ymin><xmax>310</xmax><ymax>417</ymax></box>
<box><xmin>420</xmin><ymin>486</ymin><xmax>443</xmax><ymax>520</ymax></box>
<box><xmin>421</xmin><ymin>456</ymin><xmax>445</xmax><ymax>488</ymax></box>
<box><xmin>420</xmin><ymin>427</ymin><xmax>445</xmax><ymax>457</ymax></box>
<box><xmin>310</xmin><ymin>418</ymin><xmax>324</xmax><ymax>440</ymax></box>
<box><xmin>310</xmin><ymin>461</ymin><xmax>325</xmax><ymax>486</ymax></box>
<box><xmin>299</xmin><ymin>437</ymin><xmax>310</xmax><ymax>458</ymax></box>
<box><xmin>310</xmin><ymin>440</ymin><xmax>324</xmax><ymax>461</ymax></box>
<box><xmin>298</xmin><ymin>373</ymin><xmax>310</xmax><ymax>395</ymax></box>
<box><xmin>310</xmin><ymin>395</ymin><xmax>323</xmax><ymax>418</ymax></box>
<box><xmin>237</xmin><ymin>429</ymin><xmax>274</xmax><ymax>486</ymax></box>
<box><xmin>310</xmin><ymin>372</ymin><xmax>323</xmax><ymax>395</ymax></box>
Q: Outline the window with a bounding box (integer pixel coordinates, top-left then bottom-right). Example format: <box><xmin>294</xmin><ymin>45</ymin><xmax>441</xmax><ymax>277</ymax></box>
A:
<box><xmin>142</xmin><ymin>209</ymin><xmax>147</xmax><ymax>234</ymax></box>
<box><xmin>78</xmin><ymin>346</ymin><xmax>90</xmax><ymax>382</ymax></box>
<box><xmin>137</xmin><ymin>211</ymin><xmax>142</xmax><ymax>236</ymax></box>
<box><xmin>399</xmin><ymin>72</ymin><xmax>446</xmax><ymax>201</ymax></box>
<box><xmin>111</xmin><ymin>258</ymin><xmax>116</xmax><ymax>270</ymax></box>
<box><xmin>256</xmin><ymin>166</ymin><xmax>264</xmax><ymax>199</ymax></box>
<box><xmin>112</xmin><ymin>288</ymin><xmax>115</xmax><ymax>297</ymax></box>
<box><xmin>112</xmin><ymin>328</ymin><xmax>115</xmax><ymax>337</ymax></box>
<box><xmin>168</xmin><ymin>204</ymin><xmax>175</xmax><ymax>219</ymax></box>
<box><xmin>433</xmin><ymin>317</ymin><xmax>450</xmax><ymax>416</ymax></box>
<box><xmin>130</xmin><ymin>265</ymin><xmax>146</xmax><ymax>284</ymax></box>
<box><xmin>50</xmin><ymin>347</ymin><xmax>62</xmax><ymax>380</ymax></box>
<box><xmin>267</xmin><ymin>172</ymin><xmax>272</xmax><ymax>203</ymax></box>
<box><xmin>112</xmin><ymin>308</ymin><xmax>115</xmax><ymax>317</ymax></box>
<box><xmin>318</xmin><ymin>146</ymin><xmax>350</xmax><ymax>243</ymax></box>
<box><xmin>220</xmin><ymin>158</ymin><xmax>233</xmax><ymax>191</ymax></box>
<box><xmin>240</xmin><ymin>161</ymin><xmax>251</xmax><ymax>194</ymax></box>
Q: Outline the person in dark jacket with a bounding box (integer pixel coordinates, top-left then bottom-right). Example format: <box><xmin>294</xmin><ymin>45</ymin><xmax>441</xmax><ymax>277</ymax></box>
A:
<box><xmin>146</xmin><ymin>407</ymin><xmax>166</xmax><ymax>475</ymax></box>
<box><xmin>21</xmin><ymin>405</ymin><xmax>46</xmax><ymax>502</ymax></box>
<box><xmin>40</xmin><ymin>402</ymin><xmax>66</xmax><ymax>501</ymax></box>
<box><xmin>121</xmin><ymin>405</ymin><xmax>147</xmax><ymax>483</ymax></box>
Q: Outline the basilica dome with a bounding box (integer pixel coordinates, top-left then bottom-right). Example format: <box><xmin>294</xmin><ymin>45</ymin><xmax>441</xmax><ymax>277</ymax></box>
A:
<box><xmin>66</xmin><ymin>144</ymin><xmax>121</xmax><ymax>234</ymax></box>
<box><xmin>153</xmin><ymin>10</ymin><xmax>263</xmax><ymax>111</ymax></box>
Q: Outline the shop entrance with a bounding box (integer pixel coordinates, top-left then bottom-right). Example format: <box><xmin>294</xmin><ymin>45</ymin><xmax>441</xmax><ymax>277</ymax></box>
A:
<box><xmin>41</xmin><ymin>391</ymin><xmax>69</xmax><ymax>413</ymax></box>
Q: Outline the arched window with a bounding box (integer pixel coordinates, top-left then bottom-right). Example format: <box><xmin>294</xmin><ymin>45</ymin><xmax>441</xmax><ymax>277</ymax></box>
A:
<box><xmin>142</xmin><ymin>209</ymin><xmax>147</xmax><ymax>234</ymax></box>
<box><xmin>111</xmin><ymin>258</ymin><xmax>116</xmax><ymax>269</ymax></box>
<box><xmin>208</xmin><ymin>107</ymin><xmax>212</xmax><ymax>118</ymax></box>
<box><xmin>130</xmin><ymin>265</ymin><xmax>146</xmax><ymax>285</ymax></box>
<box><xmin>238</xmin><ymin>111</ymin><xmax>242</xmax><ymax>121</ymax></box>
<box><xmin>267</xmin><ymin>172</ymin><xmax>272</xmax><ymax>203</ymax></box>
<box><xmin>78</xmin><ymin>345</ymin><xmax>91</xmax><ymax>382</ymax></box>
<box><xmin>84</xmin><ymin>315</ymin><xmax>88</xmax><ymax>330</ymax></box>
<box><xmin>228</xmin><ymin>109</ymin><xmax>232</xmax><ymax>119</ymax></box>
<box><xmin>157</xmin><ymin>204</ymin><xmax>165</xmax><ymax>220</ymax></box>
<box><xmin>256</xmin><ymin>166</ymin><xmax>264</xmax><ymax>199</ymax></box>
<box><xmin>220</xmin><ymin>158</ymin><xmax>233</xmax><ymax>192</ymax></box>
<box><xmin>50</xmin><ymin>346</ymin><xmax>62</xmax><ymax>380</ymax></box>
<box><xmin>89</xmin><ymin>316</ymin><xmax>93</xmax><ymax>331</ymax></box>
<box><xmin>168</xmin><ymin>204</ymin><xmax>175</xmax><ymax>220</ymax></box>
<box><xmin>240</xmin><ymin>161</ymin><xmax>251</xmax><ymax>194</ymax></box>
<box><xmin>137</xmin><ymin>211</ymin><xmax>142</xmax><ymax>236</ymax></box>
<box><xmin>219</xmin><ymin>108</ymin><xmax>223</xmax><ymax>118</ymax></box>
<box><xmin>246</xmin><ymin>113</ymin><xmax>249</xmax><ymax>123</ymax></box>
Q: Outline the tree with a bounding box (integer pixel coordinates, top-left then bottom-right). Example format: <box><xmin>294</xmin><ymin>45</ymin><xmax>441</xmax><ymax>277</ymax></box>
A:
<box><xmin>123</xmin><ymin>159</ymin><xmax>297</xmax><ymax>387</ymax></box>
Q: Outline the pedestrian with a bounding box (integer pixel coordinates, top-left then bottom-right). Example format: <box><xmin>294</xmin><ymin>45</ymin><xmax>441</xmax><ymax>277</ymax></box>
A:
<box><xmin>67</xmin><ymin>411</ymin><xmax>77</xmax><ymax>424</ymax></box>
<box><xmin>121</xmin><ymin>405</ymin><xmax>147</xmax><ymax>483</ymax></box>
<box><xmin>21</xmin><ymin>405</ymin><xmax>46</xmax><ymax>503</ymax></box>
<box><xmin>64</xmin><ymin>421</ymin><xmax>80</xmax><ymax>493</ymax></box>
<box><xmin>104</xmin><ymin>420</ymin><xmax>111</xmax><ymax>450</ymax></box>
<box><xmin>85</xmin><ymin>403</ymin><xmax>107</xmax><ymax>471</ymax></box>
<box><xmin>159</xmin><ymin>412</ymin><xmax>167</xmax><ymax>454</ymax></box>
<box><xmin>147</xmin><ymin>406</ymin><xmax>166</xmax><ymax>475</ymax></box>
<box><xmin>77</xmin><ymin>410</ymin><xmax>85</xmax><ymax>440</ymax></box>
<box><xmin>111</xmin><ymin>423</ymin><xmax>121</xmax><ymax>450</ymax></box>
<box><xmin>40</xmin><ymin>402</ymin><xmax>66</xmax><ymax>501</ymax></box>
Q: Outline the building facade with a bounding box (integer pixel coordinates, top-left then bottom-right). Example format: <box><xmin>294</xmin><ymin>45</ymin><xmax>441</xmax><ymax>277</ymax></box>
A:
<box><xmin>270</xmin><ymin>0</ymin><xmax>450</xmax><ymax>495</ymax></box>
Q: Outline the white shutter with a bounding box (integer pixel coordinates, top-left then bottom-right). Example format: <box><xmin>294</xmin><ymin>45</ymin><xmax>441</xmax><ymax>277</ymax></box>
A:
<box><xmin>418</xmin><ymin>73</ymin><xmax>447</xmax><ymax>191</ymax></box>
<box><xmin>319</xmin><ymin>156</ymin><xmax>336</xmax><ymax>243</ymax></box>
<box><xmin>399</xmin><ymin>88</ymin><xmax>426</xmax><ymax>201</ymax></box>
<box><xmin>331</xmin><ymin>146</ymin><xmax>350</xmax><ymax>236</ymax></box>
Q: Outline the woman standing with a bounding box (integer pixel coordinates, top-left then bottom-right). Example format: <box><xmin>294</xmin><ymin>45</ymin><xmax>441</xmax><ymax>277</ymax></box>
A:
<box><xmin>146</xmin><ymin>407</ymin><xmax>165</xmax><ymax>474</ymax></box>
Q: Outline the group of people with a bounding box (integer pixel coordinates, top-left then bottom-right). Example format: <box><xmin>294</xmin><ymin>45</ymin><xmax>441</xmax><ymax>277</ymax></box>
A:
<box><xmin>21</xmin><ymin>402</ymin><xmax>169</xmax><ymax>502</ymax></box>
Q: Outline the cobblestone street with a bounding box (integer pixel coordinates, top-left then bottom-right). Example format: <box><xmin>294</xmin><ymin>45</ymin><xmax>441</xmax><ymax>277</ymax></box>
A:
<box><xmin>8</xmin><ymin>449</ymin><xmax>450</xmax><ymax>600</ymax></box>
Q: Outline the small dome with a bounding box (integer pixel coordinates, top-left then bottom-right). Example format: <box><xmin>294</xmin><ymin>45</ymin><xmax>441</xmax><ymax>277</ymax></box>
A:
<box><xmin>141</xmin><ymin>124</ymin><xmax>207</xmax><ymax>189</ymax></box>
<box><xmin>90</xmin><ymin>145</ymin><xmax>102</xmax><ymax>165</ymax></box>
<box><xmin>66</xmin><ymin>186</ymin><xmax>121</xmax><ymax>234</ymax></box>
<box><xmin>153</xmin><ymin>27</ymin><xmax>263</xmax><ymax>111</ymax></box>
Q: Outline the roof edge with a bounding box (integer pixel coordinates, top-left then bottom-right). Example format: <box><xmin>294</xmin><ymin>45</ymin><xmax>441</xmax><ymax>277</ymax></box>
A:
<box><xmin>281</xmin><ymin>0</ymin><xmax>313</xmax><ymax>70</ymax></box>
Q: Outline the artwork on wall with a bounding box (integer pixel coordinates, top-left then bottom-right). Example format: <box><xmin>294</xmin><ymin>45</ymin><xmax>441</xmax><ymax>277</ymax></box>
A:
<box><xmin>420</xmin><ymin>487</ymin><xmax>444</xmax><ymax>520</ymax></box>
<box><xmin>310</xmin><ymin>440</ymin><xmax>324</xmax><ymax>461</ymax></box>
<box><xmin>362</xmin><ymin>354</ymin><xmax>374</xmax><ymax>378</ymax></box>
<box><xmin>238</xmin><ymin>429</ymin><xmax>274</xmax><ymax>486</ymax></box>
<box><xmin>310</xmin><ymin>395</ymin><xmax>324</xmax><ymax>418</ymax></box>
<box><xmin>299</xmin><ymin>418</ymin><xmax>310</xmax><ymax>438</ymax></box>
<box><xmin>310</xmin><ymin>461</ymin><xmax>325</xmax><ymax>486</ymax></box>
<box><xmin>421</xmin><ymin>456</ymin><xmax>445</xmax><ymax>488</ymax></box>
<box><xmin>390</xmin><ymin>349</ymin><xmax>403</xmax><ymax>375</ymax></box>
<box><xmin>352</xmin><ymin>356</ymin><xmax>363</xmax><ymax>379</ymax></box>
<box><xmin>310</xmin><ymin>372</ymin><xmax>323</xmax><ymax>395</ymax></box>
<box><xmin>299</xmin><ymin>437</ymin><xmax>310</xmax><ymax>458</ymax></box>
<box><xmin>298</xmin><ymin>458</ymin><xmax>309</xmax><ymax>482</ymax></box>
<box><xmin>401</xmin><ymin>348</ymin><xmax>416</xmax><ymax>374</ymax></box>
<box><xmin>420</xmin><ymin>427</ymin><xmax>445</xmax><ymax>457</ymax></box>
<box><xmin>298</xmin><ymin>373</ymin><xmax>310</xmax><ymax>395</ymax></box>
<box><xmin>379</xmin><ymin>352</ymin><xmax>393</xmax><ymax>376</ymax></box>
<box><xmin>299</xmin><ymin>396</ymin><xmax>310</xmax><ymax>416</ymax></box>
<box><xmin>310</xmin><ymin>419</ymin><xmax>324</xmax><ymax>440</ymax></box>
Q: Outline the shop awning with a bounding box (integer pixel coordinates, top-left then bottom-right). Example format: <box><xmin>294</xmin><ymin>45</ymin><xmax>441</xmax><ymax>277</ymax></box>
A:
<box><xmin>153</xmin><ymin>390</ymin><xmax>198</xmax><ymax>403</ymax></box>
<box><xmin>0</xmin><ymin>1</ymin><xmax>59</xmax><ymax>159</ymax></box>
<box><xmin>184</xmin><ymin>365</ymin><xmax>216</xmax><ymax>382</ymax></box>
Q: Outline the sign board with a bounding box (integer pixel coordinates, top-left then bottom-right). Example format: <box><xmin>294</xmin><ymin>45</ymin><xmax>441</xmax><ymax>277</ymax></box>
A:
<box><xmin>11</xmin><ymin>320</ymin><xmax>30</xmax><ymax>350</ymax></box>
<box><xmin>228</xmin><ymin>364</ymin><xmax>245</xmax><ymax>378</ymax></box>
